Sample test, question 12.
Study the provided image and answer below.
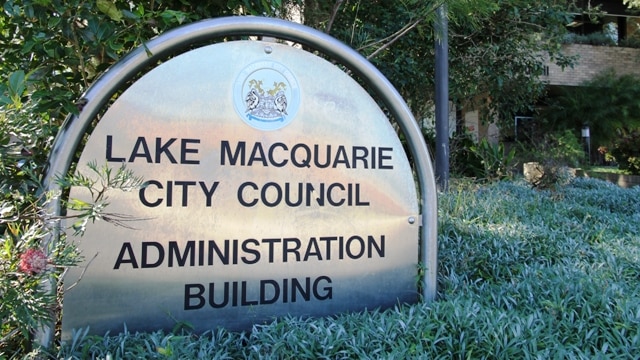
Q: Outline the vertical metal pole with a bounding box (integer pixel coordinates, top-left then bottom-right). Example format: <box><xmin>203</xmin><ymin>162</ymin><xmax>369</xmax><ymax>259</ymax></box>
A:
<box><xmin>435</xmin><ymin>5</ymin><xmax>449</xmax><ymax>191</ymax></box>
<box><xmin>582</xmin><ymin>126</ymin><xmax>591</xmax><ymax>164</ymax></box>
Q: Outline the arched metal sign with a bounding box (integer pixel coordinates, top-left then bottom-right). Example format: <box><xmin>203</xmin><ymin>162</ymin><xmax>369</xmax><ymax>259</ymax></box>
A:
<box><xmin>43</xmin><ymin>16</ymin><xmax>437</xmax><ymax>341</ymax></box>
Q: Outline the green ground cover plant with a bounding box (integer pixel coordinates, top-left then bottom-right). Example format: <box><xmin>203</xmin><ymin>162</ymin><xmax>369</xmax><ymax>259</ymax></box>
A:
<box><xmin>48</xmin><ymin>177</ymin><xmax>640</xmax><ymax>359</ymax></box>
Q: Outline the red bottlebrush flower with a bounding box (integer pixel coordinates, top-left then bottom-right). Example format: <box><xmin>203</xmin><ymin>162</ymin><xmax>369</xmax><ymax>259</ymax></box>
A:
<box><xmin>18</xmin><ymin>248</ymin><xmax>49</xmax><ymax>275</ymax></box>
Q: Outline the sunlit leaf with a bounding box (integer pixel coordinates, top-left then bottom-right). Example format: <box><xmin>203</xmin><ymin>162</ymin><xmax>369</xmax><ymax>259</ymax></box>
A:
<box><xmin>96</xmin><ymin>0</ymin><xmax>122</xmax><ymax>22</ymax></box>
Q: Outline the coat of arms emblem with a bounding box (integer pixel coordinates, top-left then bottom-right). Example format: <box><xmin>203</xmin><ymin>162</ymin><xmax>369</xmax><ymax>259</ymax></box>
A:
<box><xmin>234</xmin><ymin>60</ymin><xmax>299</xmax><ymax>131</ymax></box>
<box><xmin>244</xmin><ymin>80</ymin><xmax>288</xmax><ymax>121</ymax></box>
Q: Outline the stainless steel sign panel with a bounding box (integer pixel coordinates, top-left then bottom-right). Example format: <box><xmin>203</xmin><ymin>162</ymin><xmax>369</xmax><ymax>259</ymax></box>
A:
<box><xmin>61</xmin><ymin>40</ymin><xmax>420</xmax><ymax>337</ymax></box>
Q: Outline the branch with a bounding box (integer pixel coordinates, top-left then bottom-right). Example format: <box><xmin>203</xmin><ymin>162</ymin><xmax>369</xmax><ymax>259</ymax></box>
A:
<box><xmin>65</xmin><ymin>252</ymin><xmax>98</xmax><ymax>292</ymax></box>
<box><xmin>364</xmin><ymin>18</ymin><xmax>423</xmax><ymax>60</ymax></box>
<box><xmin>357</xmin><ymin>1</ymin><xmax>445</xmax><ymax>60</ymax></box>
<box><xmin>324</xmin><ymin>0</ymin><xmax>344</xmax><ymax>34</ymax></box>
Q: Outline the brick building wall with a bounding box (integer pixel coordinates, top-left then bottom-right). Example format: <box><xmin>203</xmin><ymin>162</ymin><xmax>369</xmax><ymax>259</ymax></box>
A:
<box><xmin>544</xmin><ymin>44</ymin><xmax>640</xmax><ymax>86</ymax></box>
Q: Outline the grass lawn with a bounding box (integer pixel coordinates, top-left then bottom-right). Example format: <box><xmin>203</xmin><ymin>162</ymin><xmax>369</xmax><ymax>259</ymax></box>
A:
<box><xmin>585</xmin><ymin>166</ymin><xmax>632</xmax><ymax>175</ymax></box>
<box><xmin>52</xmin><ymin>177</ymin><xmax>640</xmax><ymax>359</ymax></box>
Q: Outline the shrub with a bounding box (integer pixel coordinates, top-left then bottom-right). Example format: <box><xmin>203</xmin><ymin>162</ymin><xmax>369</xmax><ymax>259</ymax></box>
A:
<box><xmin>0</xmin><ymin>72</ymin><xmax>145</xmax><ymax>357</ymax></box>
<box><xmin>420</xmin><ymin>127</ymin><xmax>485</xmax><ymax>179</ymax></box>
<box><xmin>449</xmin><ymin>131</ymin><xmax>484</xmax><ymax>179</ymax></box>
<box><xmin>618</xmin><ymin>34</ymin><xmax>640</xmax><ymax>48</ymax></box>
<box><xmin>1</xmin><ymin>71</ymin><xmax>76</xmax><ymax>356</ymax></box>
<box><xmin>516</xmin><ymin>130</ymin><xmax>584</xmax><ymax>189</ymax></box>
<box><xmin>611</xmin><ymin>129</ymin><xmax>640</xmax><ymax>175</ymax></box>
<box><xmin>469</xmin><ymin>139</ymin><xmax>516</xmax><ymax>182</ymax></box>
<box><xmin>540</xmin><ymin>69</ymin><xmax>640</xmax><ymax>165</ymax></box>
<box><xmin>562</xmin><ymin>32</ymin><xmax>617</xmax><ymax>46</ymax></box>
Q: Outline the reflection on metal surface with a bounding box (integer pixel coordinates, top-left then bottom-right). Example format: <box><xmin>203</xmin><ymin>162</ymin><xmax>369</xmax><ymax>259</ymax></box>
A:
<box><xmin>61</xmin><ymin>40</ymin><xmax>421</xmax><ymax>337</ymax></box>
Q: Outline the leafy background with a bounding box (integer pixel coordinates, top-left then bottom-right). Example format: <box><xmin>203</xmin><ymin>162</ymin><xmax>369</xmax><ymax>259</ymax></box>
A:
<box><xmin>2</xmin><ymin>0</ymin><xmax>640</xmax><ymax>358</ymax></box>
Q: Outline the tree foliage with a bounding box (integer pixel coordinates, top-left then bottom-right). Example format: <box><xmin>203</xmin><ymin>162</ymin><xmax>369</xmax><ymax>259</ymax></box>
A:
<box><xmin>541</xmin><ymin>68</ymin><xmax>640</xmax><ymax>171</ymax></box>
<box><xmin>316</xmin><ymin>0</ymin><xmax>578</xmax><ymax>131</ymax></box>
<box><xmin>450</xmin><ymin>0</ymin><xmax>577</xmax><ymax>130</ymax></box>
<box><xmin>541</xmin><ymin>69</ymin><xmax>640</xmax><ymax>151</ymax></box>
<box><xmin>1</xmin><ymin>0</ymin><xmax>299</xmax><ymax>123</ymax></box>
<box><xmin>624</xmin><ymin>0</ymin><xmax>640</xmax><ymax>8</ymax></box>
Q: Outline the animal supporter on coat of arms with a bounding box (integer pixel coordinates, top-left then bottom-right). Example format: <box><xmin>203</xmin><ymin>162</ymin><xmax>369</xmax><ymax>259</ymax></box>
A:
<box><xmin>245</xmin><ymin>80</ymin><xmax>288</xmax><ymax>122</ymax></box>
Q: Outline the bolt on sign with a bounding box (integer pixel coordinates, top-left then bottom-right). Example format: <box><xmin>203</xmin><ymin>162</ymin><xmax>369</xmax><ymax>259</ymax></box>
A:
<box><xmin>48</xmin><ymin>18</ymin><xmax>437</xmax><ymax>340</ymax></box>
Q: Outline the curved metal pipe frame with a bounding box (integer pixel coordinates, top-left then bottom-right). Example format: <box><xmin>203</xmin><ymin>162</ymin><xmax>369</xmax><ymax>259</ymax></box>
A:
<box><xmin>41</xmin><ymin>16</ymin><xmax>438</xmax><ymax>347</ymax></box>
